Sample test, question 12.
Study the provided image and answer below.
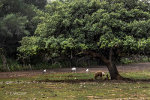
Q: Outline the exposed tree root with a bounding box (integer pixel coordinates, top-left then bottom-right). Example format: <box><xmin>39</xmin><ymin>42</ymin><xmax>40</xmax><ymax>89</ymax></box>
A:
<box><xmin>111</xmin><ymin>75</ymin><xmax>132</xmax><ymax>81</ymax></box>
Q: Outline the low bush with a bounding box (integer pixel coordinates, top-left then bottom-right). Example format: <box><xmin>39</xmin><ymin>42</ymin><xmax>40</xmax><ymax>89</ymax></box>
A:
<box><xmin>120</xmin><ymin>55</ymin><xmax>150</xmax><ymax>64</ymax></box>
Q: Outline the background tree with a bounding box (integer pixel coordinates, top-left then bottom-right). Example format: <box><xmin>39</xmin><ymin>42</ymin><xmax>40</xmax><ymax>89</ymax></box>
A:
<box><xmin>24</xmin><ymin>0</ymin><xmax>47</xmax><ymax>9</ymax></box>
<box><xmin>0</xmin><ymin>0</ymin><xmax>47</xmax><ymax>71</ymax></box>
<box><xmin>19</xmin><ymin>0</ymin><xmax>150</xmax><ymax>79</ymax></box>
<box><xmin>0</xmin><ymin>14</ymin><xmax>28</xmax><ymax>70</ymax></box>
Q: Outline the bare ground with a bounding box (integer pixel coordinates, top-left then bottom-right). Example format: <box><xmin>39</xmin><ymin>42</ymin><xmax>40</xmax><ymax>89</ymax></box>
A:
<box><xmin>0</xmin><ymin>62</ymin><xmax>150</xmax><ymax>79</ymax></box>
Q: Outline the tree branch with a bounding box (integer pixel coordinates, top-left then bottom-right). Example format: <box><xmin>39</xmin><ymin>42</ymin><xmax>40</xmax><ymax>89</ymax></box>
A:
<box><xmin>109</xmin><ymin>48</ymin><xmax>113</xmax><ymax>62</ymax></box>
<box><xmin>80</xmin><ymin>50</ymin><xmax>110</xmax><ymax>64</ymax></box>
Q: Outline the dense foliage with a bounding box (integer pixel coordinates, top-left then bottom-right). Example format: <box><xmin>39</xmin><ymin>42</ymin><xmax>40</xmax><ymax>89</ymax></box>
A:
<box><xmin>0</xmin><ymin>0</ymin><xmax>46</xmax><ymax>71</ymax></box>
<box><xmin>19</xmin><ymin>0</ymin><xmax>150</xmax><ymax>56</ymax></box>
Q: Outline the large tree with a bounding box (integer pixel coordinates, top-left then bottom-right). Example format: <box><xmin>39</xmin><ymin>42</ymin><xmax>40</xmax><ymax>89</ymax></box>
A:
<box><xmin>19</xmin><ymin>0</ymin><xmax>150</xmax><ymax>79</ymax></box>
<box><xmin>0</xmin><ymin>0</ymin><xmax>37</xmax><ymax>70</ymax></box>
<box><xmin>0</xmin><ymin>14</ymin><xmax>29</xmax><ymax>70</ymax></box>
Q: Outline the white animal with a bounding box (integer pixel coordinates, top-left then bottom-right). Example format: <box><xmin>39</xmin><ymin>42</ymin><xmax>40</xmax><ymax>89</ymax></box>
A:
<box><xmin>86</xmin><ymin>69</ymin><xmax>89</xmax><ymax>73</ymax></box>
<box><xmin>43</xmin><ymin>69</ymin><xmax>47</xmax><ymax>73</ymax></box>
<box><xmin>71</xmin><ymin>67</ymin><xmax>76</xmax><ymax>72</ymax></box>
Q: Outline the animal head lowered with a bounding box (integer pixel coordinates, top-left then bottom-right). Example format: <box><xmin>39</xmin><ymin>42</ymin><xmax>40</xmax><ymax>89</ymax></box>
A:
<box><xmin>94</xmin><ymin>71</ymin><xmax>105</xmax><ymax>80</ymax></box>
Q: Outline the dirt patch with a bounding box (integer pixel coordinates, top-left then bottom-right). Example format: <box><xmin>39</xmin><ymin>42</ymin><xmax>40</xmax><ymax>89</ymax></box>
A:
<box><xmin>36</xmin><ymin>78</ymin><xmax>150</xmax><ymax>83</ymax></box>
<box><xmin>0</xmin><ymin>62</ymin><xmax>150</xmax><ymax>79</ymax></box>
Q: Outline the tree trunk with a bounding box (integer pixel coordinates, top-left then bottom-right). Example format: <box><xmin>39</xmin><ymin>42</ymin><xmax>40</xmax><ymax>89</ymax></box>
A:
<box><xmin>105</xmin><ymin>48</ymin><xmax>123</xmax><ymax>80</ymax></box>
<box><xmin>82</xmin><ymin>50</ymin><xmax>124</xmax><ymax>80</ymax></box>
<box><xmin>0</xmin><ymin>48</ymin><xmax>9</xmax><ymax>71</ymax></box>
<box><xmin>0</xmin><ymin>54</ymin><xmax>7</xmax><ymax>71</ymax></box>
<box><xmin>105</xmin><ymin>62</ymin><xmax>123</xmax><ymax>80</ymax></box>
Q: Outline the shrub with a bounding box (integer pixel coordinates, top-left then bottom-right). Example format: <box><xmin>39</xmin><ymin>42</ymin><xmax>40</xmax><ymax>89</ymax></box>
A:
<box><xmin>120</xmin><ymin>58</ymin><xmax>134</xmax><ymax>64</ymax></box>
<box><xmin>120</xmin><ymin>55</ymin><xmax>150</xmax><ymax>65</ymax></box>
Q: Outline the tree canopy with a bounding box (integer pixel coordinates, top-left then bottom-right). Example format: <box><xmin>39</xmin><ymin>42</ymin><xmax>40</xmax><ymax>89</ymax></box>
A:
<box><xmin>11</xmin><ymin>0</ymin><xmax>150</xmax><ymax>79</ymax></box>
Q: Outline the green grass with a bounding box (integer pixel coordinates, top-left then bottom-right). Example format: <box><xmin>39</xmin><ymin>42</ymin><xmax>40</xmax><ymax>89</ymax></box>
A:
<box><xmin>34</xmin><ymin>73</ymin><xmax>95</xmax><ymax>81</ymax></box>
<box><xmin>121</xmin><ymin>71</ymin><xmax>150</xmax><ymax>80</ymax></box>
<box><xmin>1</xmin><ymin>71</ymin><xmax>150</xmax><ymax>100</ymax></box>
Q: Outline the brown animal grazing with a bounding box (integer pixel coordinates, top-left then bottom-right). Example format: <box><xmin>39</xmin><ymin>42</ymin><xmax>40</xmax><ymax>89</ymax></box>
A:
<box><xmin>94</xmin><ymin>71</ymin><xmax>105</xmax><ymax>80</ymax></box>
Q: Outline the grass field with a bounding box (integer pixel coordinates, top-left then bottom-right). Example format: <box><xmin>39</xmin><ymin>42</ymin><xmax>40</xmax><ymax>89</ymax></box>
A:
<box><xmin>0</xmin><ymin>71</ymin><xmax>150</xmax><ymax>100</ymax></box>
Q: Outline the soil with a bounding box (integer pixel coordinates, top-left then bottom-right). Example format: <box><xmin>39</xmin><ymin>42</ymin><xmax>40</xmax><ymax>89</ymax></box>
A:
<box><xmin>0</xmin><ymin>62</ymin><xmax>150</xmax><ymax>79</ymax></box>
